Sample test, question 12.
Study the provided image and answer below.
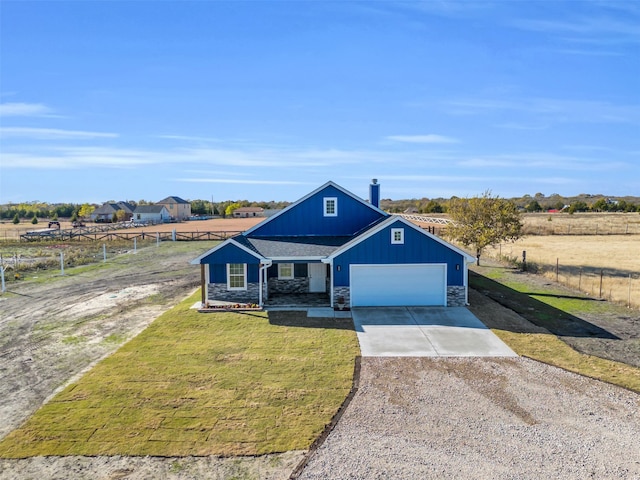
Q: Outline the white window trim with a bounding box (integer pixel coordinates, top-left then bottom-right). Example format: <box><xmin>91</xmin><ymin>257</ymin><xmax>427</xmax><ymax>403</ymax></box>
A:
<box><xmin>227</xmin><ymin>263</ymin><xmax>247</xmax><ymax>290</ymax></box>
<box><xmin>323</xmin><ymin>197</ymin><xmax>338</xmax><ymax>217</ymax></box>
<box><xmin>278</xmin><ymin>263</ymin><xmax>294</xmax><ymax>280</ymax></box>
<box><xmin>391</xmin><ymin>228</ymin><xmax>404</xmax><ymax>245</ymax></box>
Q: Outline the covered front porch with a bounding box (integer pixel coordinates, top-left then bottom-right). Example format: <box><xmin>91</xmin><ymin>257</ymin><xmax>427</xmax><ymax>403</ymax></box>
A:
<box><xmin>263</xmin><ymin>261</ymin><xmax>331</xmax><ymax>307</ymax></box>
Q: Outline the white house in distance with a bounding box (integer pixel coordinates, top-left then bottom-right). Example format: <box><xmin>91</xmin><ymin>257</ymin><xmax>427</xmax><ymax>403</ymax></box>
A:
<box><xmin>133</xmin><ymin>205</ymin><xmax>170</xmax><ymax>223</ymax></box>
<box><xmin>157</xmin><ymin>196</ymin><xmax>191</xmax><ymax>221</ymax></box>
<box><xmin>233</xmin><ymin>207</ymin><xmax>265</xmax><ymax>218</ymax></box>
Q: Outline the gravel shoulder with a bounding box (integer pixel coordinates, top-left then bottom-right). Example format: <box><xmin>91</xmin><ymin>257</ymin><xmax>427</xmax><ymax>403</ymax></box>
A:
<box><xmin>298</xmin><ymin>356</ymin><xmax>640</xmax><ymax>480</ymax></box>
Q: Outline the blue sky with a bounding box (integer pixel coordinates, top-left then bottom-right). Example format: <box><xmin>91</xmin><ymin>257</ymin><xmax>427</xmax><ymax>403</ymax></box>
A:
<box><xmin>1</xmin><ymin>1</ymin><xmax>638</xmax><ymax>204</ymax></box>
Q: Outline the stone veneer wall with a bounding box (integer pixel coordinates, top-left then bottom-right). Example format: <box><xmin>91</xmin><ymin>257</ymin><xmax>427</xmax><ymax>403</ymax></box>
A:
<box><xmin>447</xmin><ymin>286</ymin><xmax>467</xmax><ymax>307</ymax></box>
<box><xmin>268</xmin><ymin>277</ymin><xmax>310</xmax><ymax>294</ymax></box>
<box><xmin>333</xmin><ymin>286</ymin><xmax>350</xmax><ymax>306</ymax></box>
<box><xmin>333</xmin><ymin>285</ymin><xmax>466</xmax><ymax>307</ymax></box>
<box><xmin>209</xmin><ymin>283</ymin><xmax>260</xmax><ymax>304</ymax></box>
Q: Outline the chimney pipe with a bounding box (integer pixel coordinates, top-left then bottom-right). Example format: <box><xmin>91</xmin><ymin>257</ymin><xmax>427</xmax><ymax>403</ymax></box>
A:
<box><xmin>369</xmin><ymin>179</ymin><xmax>380</xmax><ymax>208</ymax></box>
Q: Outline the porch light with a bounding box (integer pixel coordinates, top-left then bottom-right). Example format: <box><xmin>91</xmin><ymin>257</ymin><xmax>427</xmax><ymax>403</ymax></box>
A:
<box><xmin>337</xmin><ymin>265</ymin><xmax>341</xmax><ymax>272</ymax></box>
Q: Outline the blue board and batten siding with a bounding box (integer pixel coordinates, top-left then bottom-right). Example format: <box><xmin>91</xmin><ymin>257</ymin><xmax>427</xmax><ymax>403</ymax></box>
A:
<box><xmin>332</xmin><ymin>220</ymin><xmax>466</xmax><ymax>287</ymax></box>
<box><xmin>249</xmin><ymin>185</ymin><xmax>385</xmax><ymax>237</ymax></box>
<box><xmin>200</xmin><ymin>242</ymin><xmax>261</xmax><ymax>284</ymax></box>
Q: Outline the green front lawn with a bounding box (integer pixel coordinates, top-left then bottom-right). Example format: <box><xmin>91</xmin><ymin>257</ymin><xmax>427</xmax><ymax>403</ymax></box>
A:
<box><xmin>0</xmin><ymin>292</ymin><xmax>359</xmax><ymax>458</ymax></box>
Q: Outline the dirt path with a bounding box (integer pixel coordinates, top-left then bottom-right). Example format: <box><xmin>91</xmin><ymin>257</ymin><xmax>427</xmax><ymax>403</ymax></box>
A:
<box><xmin>0</xmin><ymin>240</ymin><xmax>304</xmax><ymax>479</ymax></box>
<box><xmin>0</xmin><ymin>242</ymin><xmax>214</xmax><ymax>439</ymax></box>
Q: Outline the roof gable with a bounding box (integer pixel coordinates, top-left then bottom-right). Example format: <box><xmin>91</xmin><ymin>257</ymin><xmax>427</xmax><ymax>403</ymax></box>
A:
<box><xmin>244</xmin><ymin>181</ymin><xmax>388</xmax><ymax>238</ymax></box>
<box><xmin>191</xmin><ymin>237</ymin><xmax>266</xmax><ymax>265</ymax></box>
<box><xmin>327</xmin><ymin>215</ymin><xmax>476</xmax><ymax>263</ymax></box>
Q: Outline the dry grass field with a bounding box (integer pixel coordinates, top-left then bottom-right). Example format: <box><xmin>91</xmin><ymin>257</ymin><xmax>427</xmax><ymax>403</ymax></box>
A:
<box><xmin>486</xmin><ymin>234</ymin><xmax>640</xmax><ymax>308</ymax></box>
<box><xmin>522</xmin><ymin>212</ymin><xmax>640</xmax><ymax>235</ymax></box>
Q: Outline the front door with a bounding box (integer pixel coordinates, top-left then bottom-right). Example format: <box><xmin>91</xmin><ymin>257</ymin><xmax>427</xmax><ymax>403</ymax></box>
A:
<box><xmin>308</xmin><ymin>263</ymin><xmax>327</xmax><ymax>293</ymax></box>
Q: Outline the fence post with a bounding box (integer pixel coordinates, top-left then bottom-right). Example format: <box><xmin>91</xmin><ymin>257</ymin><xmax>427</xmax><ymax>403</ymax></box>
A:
<box><xmin>599</xmin><ymin>269</ymin><xmax>603</xmax><ymax>298</ymax></box>
<box><xmin>60</xmin><ymin>252</ymin><xmax>65</xmax><ymax>276</ymax></box>
<box><xmin>629</xmin><ymin>274</ymin><xmax>632</xmax><ymax>308</ymax></box>
<box><xmin>134</xmin><ymin>238</ymin><xmax>137</xmax><ymax>254</ymax></box>
<box><xmin>172</xmin><ymin>229</ymin><xmax>176</xmax><ymax>242</ymax></box>
<box><xmin>578</xmin><ymin>268</ymin><xmax>582</xmax><ymax>291</ymax></box>
<box><xmin>556</xmin><ymin>258</ymin><xmax>559</xmax><ymax>283</ymax></box>
<box><xmin>156</xmin><ymin>232</ymin><xmax>160</xmax><ymax>246</ymax></box>
<box><xmin>103</xmin><ymin>243</ymin><xmax>107</xmax><ymax>262</ymax></box>
<box><xmin>1</xmin><ymin>266</ymin><xmax>5</xmax><ymax>293</ymax></box>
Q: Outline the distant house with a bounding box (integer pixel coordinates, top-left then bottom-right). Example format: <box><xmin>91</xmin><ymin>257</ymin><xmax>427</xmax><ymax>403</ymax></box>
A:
<box><xmin>157</xmin><ymin>196</ymin><xmax>191</xmax><ymax>221</ymax></box>
<box><xmin>233</xmin><ymin>207</ymin><xmax>265</xmax><ymax>218</ymax></box>
<box><xmin>91</xmin><ymin>202</ymin><xmax>134</xmax><ymax>222</ymax></box>
<box><xmin>133</xmin><ymin>205</ymin><xmax>170</xmax><ymax>224</ymax></box>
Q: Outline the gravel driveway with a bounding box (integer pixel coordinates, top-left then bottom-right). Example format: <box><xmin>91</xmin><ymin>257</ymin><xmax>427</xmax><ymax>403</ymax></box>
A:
<box><xmin>298</xmin><ymin>357</ymin><xmax>640</xmax><ymax>480</ymax></box>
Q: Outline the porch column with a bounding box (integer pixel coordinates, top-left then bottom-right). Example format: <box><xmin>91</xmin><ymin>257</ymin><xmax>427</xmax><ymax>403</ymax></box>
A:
<box><xmin>200</xmin><ymin>264</ymin><xmax>206</xmax><ymax>306</ymax></box>
<box><xmin>259</xmin><ymin>262</ymin><xmax>271</xmax><ymax>307</ymax></box>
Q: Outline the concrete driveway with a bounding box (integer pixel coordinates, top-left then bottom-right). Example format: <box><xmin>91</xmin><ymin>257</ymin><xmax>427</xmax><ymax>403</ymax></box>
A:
<box><xmin>351</xmin><ymin>307</ymin><xmax>517</xmax><ymax>357</ymax></box>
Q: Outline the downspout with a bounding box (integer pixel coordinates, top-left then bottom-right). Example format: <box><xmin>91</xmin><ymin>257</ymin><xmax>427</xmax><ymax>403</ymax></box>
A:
<box><xmin>205</xmin><ymin>264</ymin><xmax>210</xmax><ymax>306</ymax></box>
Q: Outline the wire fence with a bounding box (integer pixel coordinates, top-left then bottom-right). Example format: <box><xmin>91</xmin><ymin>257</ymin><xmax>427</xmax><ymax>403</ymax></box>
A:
<box><xmin>490</xmin><ymin>252</ymin><xmax>639</xmax><ymax>310</ymax></box>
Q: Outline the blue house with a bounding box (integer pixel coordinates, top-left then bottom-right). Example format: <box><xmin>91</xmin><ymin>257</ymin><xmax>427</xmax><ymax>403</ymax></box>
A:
<box><xmin>191</xmin><ymin>180</ymin><xmax>475</xmax><ymax>308</ymax></box>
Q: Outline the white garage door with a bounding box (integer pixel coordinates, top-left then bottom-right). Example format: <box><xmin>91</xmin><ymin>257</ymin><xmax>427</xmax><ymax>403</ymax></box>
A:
<box><xmin>350</xmin><ymin>264</ymin><xmax>447</xmax><ymax>307</ymax></box>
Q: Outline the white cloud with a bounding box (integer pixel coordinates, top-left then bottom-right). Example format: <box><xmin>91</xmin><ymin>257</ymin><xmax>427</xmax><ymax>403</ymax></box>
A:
<box><xmin>386</xmin><ymin>134</ymin><xmax>459</xmax><ymax>144</ymax></box>
<box><xmin>0</xmin><ymin>102</ymin><xmax>53</xmax><ymax>117</ymax></box>
<box><xmin>177</xmin><ymin>178</ymin><xmax>310</xmax><ymax>185</ymax></box>
<box><xmin>0</xmin><ymin>127</ymin><xmax>118</xmax><ymax>139</ymax></box>
<box><xmin>444</xmin><ymin>97</ymin><xmax>640</xmax><ymax>124</ymax></box>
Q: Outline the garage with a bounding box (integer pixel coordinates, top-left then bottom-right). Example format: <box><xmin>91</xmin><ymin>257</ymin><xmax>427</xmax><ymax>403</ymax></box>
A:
<box><xmin>350</xmin><ymin>264</ymin><xmax>447</xmax><ymax>307</ymax></box>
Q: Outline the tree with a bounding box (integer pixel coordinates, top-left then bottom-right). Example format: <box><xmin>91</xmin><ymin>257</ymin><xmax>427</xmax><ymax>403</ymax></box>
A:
<box><xmin>12</xmin><ymin>213</ymin><xmax>20</xmax><ymax>224</ymax></box>
<box><xmin>31</xmin><ymin>216</ymin><xmax>38</xmax><ymax>225</ymax></box>
<box><xmin>225</xmin><ymin>202</ymin><xmax>242</xmax><ymax>217</ymax></box>
<box><xmin>78</xmin><ymin>203</ymin><xmax>95</xmax><ymax>219</ymax></box>
<box><xmin>568</xmin><ymin>201</ymin><xmax>588</xmax><ymax>214</ymax></box>
<box><xmin>525</xmin><ymin>200</ymin><xmax>542</xmax><ymax>212</ymax></box>
<box><xmin>445</xmin><ymin>191</ymin><xmax>523</xmax><ymax>266</ymax></box>
<box><xmin>423</xmin><ymin>200</ymin><xmax>444</xmax><ymax>213</ymax></box>
<box><xmin>591</xmin><ymin>198</ymin><xmax>610</xmax><ymax>212</ymax></box>
<box><xmin>115</xmin><ymin>209</ymin><xmax>127</xmax><ymax>222</ymax></box>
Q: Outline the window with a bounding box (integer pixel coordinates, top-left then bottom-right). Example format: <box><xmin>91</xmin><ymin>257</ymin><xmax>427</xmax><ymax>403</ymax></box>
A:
<box><xmin>324</xmin><ymin>197</ymin><xmax>338</xmax><ymax>217</ymax></box>
<box><xmin>278</xmin><ymin>263</ymin><xmax>294</xmax><ymax>279</ymax></box>
<box><xmin>227</xmin><ymin>263</ymin><xmax>247</xmax><ymax>290</ymax></box>
<box><xmin>391</xmin><ymin>228</ymin><xmax>404</xmax><ymax>244</ymax></box>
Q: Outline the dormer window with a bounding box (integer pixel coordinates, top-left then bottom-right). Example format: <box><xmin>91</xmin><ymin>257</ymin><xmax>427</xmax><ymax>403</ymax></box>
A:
<box><xmin>324</xmin><ymin>197</ymin><xmax>337</xmax><ymax>217</ymax></box>
<box><xmin>391</xmin><ymin>228</ymin><xmax>404</xmax><ymax>244</ymax></box>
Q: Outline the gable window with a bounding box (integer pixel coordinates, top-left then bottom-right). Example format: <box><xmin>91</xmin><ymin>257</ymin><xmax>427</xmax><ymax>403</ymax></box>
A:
<box><xmin>278</xmin><ymin>263</ymin><xmax>294</xmax><ymax>279</ymax></box>
<box><xmin>391</xmin><ymin>228</ymin><xmax>404</xmax><ymax>245</ymax></box>
<box><xmin>227</xmin><ymin>263</ymin><xmax>247</xmax><ymax>290</ymax></box>
<box><xmin>324</xmin><ymin>197</ymin><xmax>338</xmax><ymax>217</ymax></box>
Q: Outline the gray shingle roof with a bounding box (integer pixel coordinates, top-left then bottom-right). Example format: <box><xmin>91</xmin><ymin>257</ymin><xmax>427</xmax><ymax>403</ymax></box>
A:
<box><xmin>157</xmin><ymin>196</ymin><xmax>189</xmax><ymax>204</ymax></box>
<box><xmin>236</xmin><ymin>236</ymin><xmax>352</xmax><ymax>258</ymax></box>
<box><xmin>134</xmin><ymin>205</ymin><xmax>167</xmax><ymax>214</ymax></box>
